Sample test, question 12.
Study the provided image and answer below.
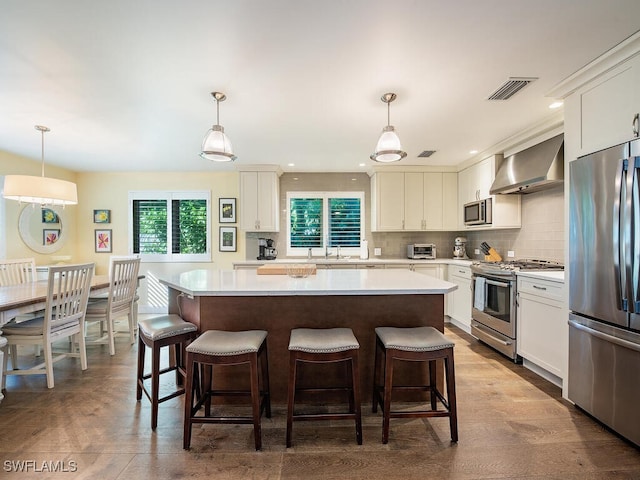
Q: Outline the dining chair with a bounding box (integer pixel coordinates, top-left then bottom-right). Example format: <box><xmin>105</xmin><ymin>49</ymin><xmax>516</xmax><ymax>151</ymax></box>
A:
<box><xmin>0</xmin><ymin>258</ymin><xmax>37</xmax><ymax>286</ymax></box>
<box><xmin>84</xmin><ymin>257</ymin><xmax>141</xmax><ymax>355</ymax></box>
<box><xmin>1</xmin><ymin>262</ymin><xmax>95</xmax><ymax>389</ymax></box>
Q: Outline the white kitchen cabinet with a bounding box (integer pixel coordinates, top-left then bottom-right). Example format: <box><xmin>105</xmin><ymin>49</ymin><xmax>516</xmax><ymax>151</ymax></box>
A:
<box><xmin>578</xmin><ymin>54</ymin><xmax>640</xmax><ymax>156</ymax></box>
<box><xmin>371</xmin><ymin>171</ymin><xmax>458</xmax><ymax>231</ymax></box>
<box><xmin>412</xmin><ymin>263</ymin><xmax>443</xmax><ymax>279</ymax></box>
<box><xmin>446</xmin><ymin>265</ymin><xmax>472</xmax><ymax>332</ymax></box>
<box><xmin>442</xmin><ymin>172</ymin><xmax>458</xmax><ymax>231</ymax></box>
<box><xmin>403</xmin><ymin>172</ymin><xmax>424</xmax><ymax>230</ymax></box>
<box><xmin>457</xmin><ymin>155</ymin><xmax>521</xmax><ymax>230</ymax></box>
<box><xmin>516</xmin><ymin>275</ymin><xmax>565</xmax><ymax>385</ymax></box>
<box><xmin>240</xmin><ymin>171</ymin><xmax>280</xmax><ymax>232</ymax></box>
<box><xmin>371</xmin><ymin>172</ymin><xmax>405</xmax><ymax>231</ymax></box>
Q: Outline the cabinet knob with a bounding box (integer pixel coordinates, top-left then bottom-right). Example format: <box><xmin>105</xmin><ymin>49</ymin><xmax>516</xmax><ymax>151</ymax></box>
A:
<box><xmin>633</xmin><ymin>113</ymin><xmax>639</xmax><ymax>138</ymax></box>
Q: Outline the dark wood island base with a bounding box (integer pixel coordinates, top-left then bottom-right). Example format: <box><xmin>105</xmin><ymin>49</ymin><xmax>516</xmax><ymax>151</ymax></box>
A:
<box><xmin>169</xmin><ymin>290</ymin><xmax>445</xmax><ymax>404</ymax></box>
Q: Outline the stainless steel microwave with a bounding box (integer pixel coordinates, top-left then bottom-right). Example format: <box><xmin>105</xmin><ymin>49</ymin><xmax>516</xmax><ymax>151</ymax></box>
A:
<box><xmin>407</xmin><ymin>243</ymin><xmax>436</xmax><ymax>259</ymax></box>
<box><xmin>464</xmin><ymin>198</ymin><xmax>492</xmax><ymax>226</ymax></box>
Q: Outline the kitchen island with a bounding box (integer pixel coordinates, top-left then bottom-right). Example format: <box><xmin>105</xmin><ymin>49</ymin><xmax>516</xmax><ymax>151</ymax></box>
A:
<box><xmin>159</xmin><ymin>268</ymin><xmax>457</xmax><ymax>403</ymax></box>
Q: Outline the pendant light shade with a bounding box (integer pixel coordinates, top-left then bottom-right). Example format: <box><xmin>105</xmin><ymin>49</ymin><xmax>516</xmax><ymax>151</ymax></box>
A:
<box><xmin>371</xmin><ymin>93</ymin><xmax>407</xmax><ymax>163</ymax></box>
<box><xmin>2</xmin><ymin>126</ymin><xmax>78</xmax><ymax>206</ymax></box>
<box><xmin>200</xmin><ymin>91</ymin><xmax>237</xmax><ymax>162</ymax></box>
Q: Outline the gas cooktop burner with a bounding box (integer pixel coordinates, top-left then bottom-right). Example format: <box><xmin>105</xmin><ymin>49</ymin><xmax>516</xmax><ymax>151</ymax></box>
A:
<box><xmin>471</xmin><ymin>258</ymin><xmax>564</xmax><ymax>276</ymax></box>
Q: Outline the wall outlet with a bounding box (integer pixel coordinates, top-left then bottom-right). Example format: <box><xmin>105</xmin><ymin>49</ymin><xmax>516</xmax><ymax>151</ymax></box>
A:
<box><xmin>474</xmin><ymin>249</ymin><xmax>480</xmax><ymax>255</ymax></box>
<box><xmin>507</xmin><ymin>250</ymin><xmax>515</xmax><ymax>258</ymax></box>
<box><xmin>374</xmin><ymin>248</ymin><xmax>382</xmax><ymax>256</ymax></box>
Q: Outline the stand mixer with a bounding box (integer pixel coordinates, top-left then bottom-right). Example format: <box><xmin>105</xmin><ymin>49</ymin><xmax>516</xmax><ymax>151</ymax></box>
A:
<box><xmin>453</xmin><ymin>237</ymin><xmax>468</xmax><ymax>259</ymax></box>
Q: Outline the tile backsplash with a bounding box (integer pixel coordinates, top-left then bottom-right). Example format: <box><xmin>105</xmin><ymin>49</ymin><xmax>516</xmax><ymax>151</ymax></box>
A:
<box><xmin>245</xmin><ymin>173</ymin><xmax>564</xmax><ymax>264</ymax></box>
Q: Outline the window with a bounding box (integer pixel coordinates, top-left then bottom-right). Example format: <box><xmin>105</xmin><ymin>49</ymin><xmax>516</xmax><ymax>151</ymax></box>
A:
<box><xmin>129</xmin><ymin>191</ymin><xmax>211</xmax><ymax>262</ymax></box>
<box><xmin>287</xmin><ymin>191</ymin><xmax>364</xmax><ymax>257</ymax></box>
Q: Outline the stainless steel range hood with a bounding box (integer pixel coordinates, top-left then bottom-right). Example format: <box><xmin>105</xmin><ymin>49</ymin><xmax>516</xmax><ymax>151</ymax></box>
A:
<box><xmin>490</xmin><ymin>133</ymin><xmax>564</xmax><ymax>194</ymax></box>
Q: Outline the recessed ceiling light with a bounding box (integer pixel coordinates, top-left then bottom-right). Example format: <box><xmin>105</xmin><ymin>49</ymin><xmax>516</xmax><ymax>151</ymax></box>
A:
<box><xmin>287</xmin><ymin>163</ymin><xmax>295</xmax><ymax>167</ymax></box>
<box><xmin>469</xmin><ymin>150</ymin><xmax>478</xmax><ymax>155</ymax></box>
<box><xmin>351</xmin><ymin>178</ymin><xmax>357</xmax><ymax>181</ymax></box>
<box><xmin>359</xmin><ymin>163</ymin><xmax>366</xmax><ymax>167</ymax></box>
<box><xmin>549</xmin><ymin>101</ymin><xmax>563</xmax><ymax>109</ymax></box>
<box><xmin>293</xmin><ymin>177</ymin><xmax>299</xmax><ymax>181</ymax></box>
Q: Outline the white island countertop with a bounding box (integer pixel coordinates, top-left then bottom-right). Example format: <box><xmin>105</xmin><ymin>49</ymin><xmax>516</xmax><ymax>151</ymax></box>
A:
<box><xmin>159</xmin><ymin>268</ymin><xmax>458</xmax><ymax>297</ymax></box>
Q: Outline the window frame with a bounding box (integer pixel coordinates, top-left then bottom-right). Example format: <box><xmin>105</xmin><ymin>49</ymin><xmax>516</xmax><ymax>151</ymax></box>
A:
<box><xmin>286</xmin><ymin>191</ymin><xmax>365</xmax><ymax>257</ymax></box>
<box><xmin>128</xmin><ymin>190</ymin><xmax>211</xmax><ymax>262</ymax></box>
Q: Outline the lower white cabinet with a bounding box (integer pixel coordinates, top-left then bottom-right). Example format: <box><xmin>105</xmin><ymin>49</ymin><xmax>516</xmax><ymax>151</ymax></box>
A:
<box><xmin>446</xmin><ymin>266</ymin><xmax>472</xmax><ymax>332</ymax></box>
<box><xmin>412</xmin><ymin>263</ymin><xmax>442</xmax><ymax>279</ymax></box>
<box><xmin>516</xmin><ymin>275</ymin><xmax>565</xmax><ymax>384</ymax></box>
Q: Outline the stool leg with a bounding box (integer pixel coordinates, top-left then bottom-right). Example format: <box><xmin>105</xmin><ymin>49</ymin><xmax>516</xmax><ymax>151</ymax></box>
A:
<box><xmin>382</xmin><ymin>348</ymin><xmax>394</xmax><ymax>444</ymax></box>
<box><xmin>445</xmin><ymin>351</ymin><xmax>458</xmax><ymax>442</ymax></box>
<box><xmin>183</xmin><ymin>352</ymin><xmax>195</xmax><ymax>450</ymax></box>
<box><xmin>286</xmin><ymin>352</ymin><xmax>297</xmax><ymax>448</ymax></box>
<box><xmin>136</xmin><ymin>334</ymin><xmax>145</xmax><ymax>401</ymax></box>
<box><xmin>151</xmin><ymin>341</ymin><xmax>161</xmax><ymax>430</ymax></box>
<box><xmin>249</xmin><ymin>353</ymin><xmax>262</xmax><ymax>451</ymax></box>
<box><xmin>351</xmin><ymin>352</ymin><xmax>363</xmax><ymax>445</ymax></box>
<box><xmin>260</xmin><ymin>343</ymin><xmax>271</xmax><ymax>418</ymax></box>
<box><xmin>429</xmin><ymin>359</ymin><xmax>438</xmax><ymax>411</ymax></box>
<box><xmin>203</xmin><ymin>364</ymin><xmax>212</xmax><ymax>417</ymax></box>
<box><xmin>372</xmin><ymin>338</ymin><xmax>381</xmax><ymax>413</ymax></box>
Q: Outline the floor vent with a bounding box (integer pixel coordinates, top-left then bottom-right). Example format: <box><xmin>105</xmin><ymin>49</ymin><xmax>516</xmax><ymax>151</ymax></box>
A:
<box><xmin>418</xmin><ymin>150</ymin><xmax>436</xmax><ymax>158</ymax></box>
<box><xmin>487</xmin><ymin>77</ymin><xmax>537</xmax><ymax>100</ymax></box>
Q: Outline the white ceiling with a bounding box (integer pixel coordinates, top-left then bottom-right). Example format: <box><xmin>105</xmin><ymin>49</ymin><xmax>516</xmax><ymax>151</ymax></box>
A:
<box><xmin>1</xmin><ymin>1</ymin><xmax>640</xmax><ymax>173</ymax></box>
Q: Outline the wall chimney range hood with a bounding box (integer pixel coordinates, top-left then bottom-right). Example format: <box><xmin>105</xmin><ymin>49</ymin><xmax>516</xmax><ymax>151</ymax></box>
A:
<box><xmin>490</xmin><ymin>134</ymin><xmax>564</xmax><ymax>194</ymax></box>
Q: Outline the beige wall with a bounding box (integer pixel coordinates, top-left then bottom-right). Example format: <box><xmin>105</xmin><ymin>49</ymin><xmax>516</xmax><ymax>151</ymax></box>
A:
<box><xmin>76</xmin><ymin>171</ymin><xmax>241</xmax><ymax>313</ymax></box>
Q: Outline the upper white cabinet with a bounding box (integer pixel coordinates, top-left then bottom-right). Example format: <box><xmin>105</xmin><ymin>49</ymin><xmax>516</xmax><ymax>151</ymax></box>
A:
<box><xmin>458</xmin><ymin>155</ymin><xmax>521</xmax><ymax>230</ymax></box>
<box><xmin>240</xmin><ymin>171</ymin><xmax>280</xmax><ymax>232</ymax></box>
<box><xmin>371</xmin><ymin>171</ymin><xmax>458</xmax><ymax>231</ymax></box>
<box><xmin>371</xmin><ymin>172</ymin><xmax>405</xmax><ymax>231</ymax></box>
<box><xmin>578</xmin><ymin>54</ymin><xmax>640</xmax><ymax>156</ymax></box>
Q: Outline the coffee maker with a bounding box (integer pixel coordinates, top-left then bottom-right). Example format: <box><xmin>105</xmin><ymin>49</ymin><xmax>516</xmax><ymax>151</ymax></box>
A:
<box><xmin>453</xmin><ymin>237</ymin><xmax>468</xmax><ymax>259</ymax></box>
<box><xmin>258</xmin><ymin>238</ymin><xmax>278</xmax><ymax>260</ymax></box>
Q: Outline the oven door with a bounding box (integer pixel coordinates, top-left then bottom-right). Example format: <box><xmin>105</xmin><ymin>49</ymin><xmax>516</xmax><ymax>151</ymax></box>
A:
<box><xmin>472</xmin><ymin>275</ymin><xmax>516</xmax><ymax>338</ymax></box>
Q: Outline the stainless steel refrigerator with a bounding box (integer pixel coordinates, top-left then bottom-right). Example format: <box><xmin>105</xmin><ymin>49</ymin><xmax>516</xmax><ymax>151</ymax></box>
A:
<box><xmin>569</xmin><ymin>138</ymin><xmax>640</xmax><ymax>447</ymax></box>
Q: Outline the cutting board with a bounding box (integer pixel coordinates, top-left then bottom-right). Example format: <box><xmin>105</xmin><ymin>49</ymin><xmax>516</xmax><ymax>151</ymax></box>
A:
<box><xmin>256</xmin><ymin>264</ymin><xmax>317</xmax><ymax>275</ymax></box>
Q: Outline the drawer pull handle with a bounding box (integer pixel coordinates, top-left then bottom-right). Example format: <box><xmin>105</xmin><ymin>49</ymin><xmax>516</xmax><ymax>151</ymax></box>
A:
<box><xmin>533</xmin><ymin>285</ymin><xmax>547</xmax><ymax>290</ymax></box>
<box><xmin>458</xmin><ymin>270</ymin><xmax>466</xmax><ymax>274</ymax></box>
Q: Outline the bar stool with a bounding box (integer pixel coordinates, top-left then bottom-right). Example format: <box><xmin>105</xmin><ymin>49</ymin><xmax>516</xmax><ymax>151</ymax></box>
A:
<box><xmin>372</xmin><ymin>326</ymin><xmax>458</xmax><ymax>444</ymax></box>
<box><xmin>286</xmin><ymin>327</ymin><xmax>362</xmax><ymax>447</ymax></box>
<box><xmin>183</xmin><ymin>329</ymin><xmax>270</xmax><ymax>451</ymax></box>
<box><xmin>136</xmin><ymin>314</ymin><xmax>198</xmax><ymax>429</ymax></box>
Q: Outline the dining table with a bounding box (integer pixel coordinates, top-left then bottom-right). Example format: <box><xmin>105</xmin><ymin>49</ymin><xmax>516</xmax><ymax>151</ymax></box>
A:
<box><xmin>0</xmin><ymin>274</ymin><xmax>142</xmax><ymax>404</ymax></box>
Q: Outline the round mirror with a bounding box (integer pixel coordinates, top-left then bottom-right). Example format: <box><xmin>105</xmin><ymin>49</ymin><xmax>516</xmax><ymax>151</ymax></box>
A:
<box><xmin>18</xmin><ymin>205</ymin><xmax>67</xmax><ymax>254</ymax></box>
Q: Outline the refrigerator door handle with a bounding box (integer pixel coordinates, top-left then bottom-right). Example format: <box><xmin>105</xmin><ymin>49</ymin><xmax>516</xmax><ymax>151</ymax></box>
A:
<box><xmin>613</xmin><ymin>159</ymin><xmax>626</xmax><ymax>311</ymax></box>
<box><xmin>624</xmin><ymin>159</ymin><xmax>635</xmax><ymax>312</ymax></box>
<box><xmin>632</xmin><ymin>157</ymin><xmax>640</xmax><ymax>313</ymax></box>
<box><xmin>569</xmin><ymin>319</ymin><xmax>640</xmax><ymax>353</ymax></box>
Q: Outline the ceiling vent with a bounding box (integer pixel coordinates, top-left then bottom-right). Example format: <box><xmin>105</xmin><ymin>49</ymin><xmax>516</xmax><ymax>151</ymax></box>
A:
<box><xmin>418</xmin><ymin>150</ymin><xmax>436</xmax><ymax>158</ymax></box>
<box><xmin>487</xmin><ymin>77</ymin><xmax>538</xmax><ymax>100</ymax></box>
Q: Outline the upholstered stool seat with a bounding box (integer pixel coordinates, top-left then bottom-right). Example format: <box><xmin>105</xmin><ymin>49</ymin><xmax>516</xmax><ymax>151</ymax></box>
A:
<box><xmin>136</xmin><ymin>314</ymin><xmax>198</xmax><ymax>429</ymax></box>
<box><xmin>286</xmin><ymin>327</ymin><xmax>362</xmax><ymax>447</ymax></box>
<box><xmin>183</xmin><ymin>329</ymin><xmax>271</xmax><ymax>451</ymax></box>
<box><xmin>373</xmin><ymin>326</ymin><xmax>458</xmax><ymax>444</ymax></box>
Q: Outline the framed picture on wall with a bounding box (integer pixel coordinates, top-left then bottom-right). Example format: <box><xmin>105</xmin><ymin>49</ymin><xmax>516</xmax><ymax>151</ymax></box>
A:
<box><xmin>42</xmin><ymin>208</ymin><xmax>60</xmax><ymax>224</ymax></box>
<box><xmin>95</xmin><ymin>229</ymin><xmax>112</xmax><ymax>253</ymax></box>
<box><xmin>93</xmin><ymin>209</ymin><xmax>111</xmax><ymax>223</ymax></box>
<box><xmin>219</xmin><ymin>198</ymin><xmax>236</xmax><ymax>223</ymax></box>
<box><xmin>43</xmin><ymin>229</ymin><xmax>60</xmax><ymax>245</ymax></box>
<box><xmin>219</xmin><ymin>226</ymin><xmax>237</xmax><ymax>252</ymax></box>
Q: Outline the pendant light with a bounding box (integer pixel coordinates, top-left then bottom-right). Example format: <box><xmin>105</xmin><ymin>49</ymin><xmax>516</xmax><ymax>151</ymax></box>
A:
<box><xmin>370</xmin><ymin>92</ymin><xmax>407</xmax><ymax>163</ymax></box>
<box><xmin>200</xmin><ymin>91</ymin><xmax>237</xmax><ymax>162</ymax></box>
<box><xmin>2</xmin><ymin>125</ymin><xmax>78</xmax><ymax>206</ymax></box>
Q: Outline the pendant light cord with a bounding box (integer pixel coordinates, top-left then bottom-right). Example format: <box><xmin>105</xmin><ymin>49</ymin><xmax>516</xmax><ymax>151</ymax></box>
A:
<box><xmin>40</xmin><ymin>128</ymin><xmax>45</xmax><ymax>177</ymax></box>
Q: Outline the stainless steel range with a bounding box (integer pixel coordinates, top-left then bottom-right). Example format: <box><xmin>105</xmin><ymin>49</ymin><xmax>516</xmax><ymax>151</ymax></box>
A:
<box><xmin>470</xmin><ymin>259</ymin><xmax>564</xmax><ymax>362</ymax></box>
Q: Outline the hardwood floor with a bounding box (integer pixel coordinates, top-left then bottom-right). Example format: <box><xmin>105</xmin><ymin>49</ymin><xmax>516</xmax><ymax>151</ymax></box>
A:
<box><xmin>1</xmin><ymin>321</ymin><xmax>639</xmax><ymax>479</ymax></box>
